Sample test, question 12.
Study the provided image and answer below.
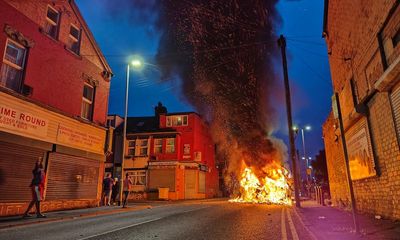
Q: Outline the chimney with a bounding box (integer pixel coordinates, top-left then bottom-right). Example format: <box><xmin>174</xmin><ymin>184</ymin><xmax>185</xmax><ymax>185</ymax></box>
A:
<box><xmin>155</xmin><ymin>102</ymin><xmax>167</xmax><ymax>125</ymax></box>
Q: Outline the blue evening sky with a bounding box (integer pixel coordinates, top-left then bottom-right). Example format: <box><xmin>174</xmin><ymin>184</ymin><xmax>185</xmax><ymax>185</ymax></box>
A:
<box><xmin>76</xmin><ymin>0</ymin><xmax>332</xmax><ymax>160</ymax></box>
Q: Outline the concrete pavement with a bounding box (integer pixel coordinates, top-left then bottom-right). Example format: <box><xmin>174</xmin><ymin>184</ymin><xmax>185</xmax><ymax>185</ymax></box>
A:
<box><xmin>294</xmin><ymin>200</ymin><xmax>400</xmax><ymax>240</ymax></box>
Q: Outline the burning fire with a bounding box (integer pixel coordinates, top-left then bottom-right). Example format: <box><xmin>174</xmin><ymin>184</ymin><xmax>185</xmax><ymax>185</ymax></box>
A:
<box><xmin>229</xmin><ymin>166</ymin><xmax>292</xmax><ymax>205</ymax></box>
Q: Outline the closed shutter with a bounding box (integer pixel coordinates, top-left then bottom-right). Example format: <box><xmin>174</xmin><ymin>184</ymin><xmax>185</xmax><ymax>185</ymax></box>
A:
<box><xmin>199</xmin><ymin>171</ymin><xmax>205</xmax><ymax>193</ymax></box>
<box><xmin>185</xmin><ymin>170</ymin><xmax>197</xmax><ymax>199</ymax></box>
<box><xmin>0</xmin><ymin>141</ymin><xmax>45</xmax><ymax>202</ymax></box>
<box><xmin>148</xmin><ymin>169</ymin><xmax>175</xmax><ymax>191</ymax></box>
<box><xmin>46</xmin><ymin>153</ymin><xmax>99</xmax><ymax>200</ymax></box>
<box><xmin>391</xmin><ymin>84</ymin><xmax>400</xmax><ymax>139</ymax></box>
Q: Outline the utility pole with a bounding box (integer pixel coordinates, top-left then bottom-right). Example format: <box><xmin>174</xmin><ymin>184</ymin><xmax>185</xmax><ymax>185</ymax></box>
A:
<box><xmin>278</xmin><ymin>35</ymin><xmax>301</xmax><ymax>207</ymax></box>
<box><xmin>334</xmin><ymin>92</ymin><xmax>360</xmax><ymax>233</ymax></box>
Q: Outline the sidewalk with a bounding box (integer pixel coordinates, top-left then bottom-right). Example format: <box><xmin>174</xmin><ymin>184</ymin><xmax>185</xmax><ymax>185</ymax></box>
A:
<box><xmin>0</xmin><ymin>203</ymin><xmax>152</xmax><ymax>230</ymax></box>
<box><xmin>294</xmin><ymin>200</ymin><xmax>400</xmax><ymax>240</ymax></box>
<box><xmin>0</xmin><ymin>198</ymin><xmax>224</xmax><ymax>230</ymax></box>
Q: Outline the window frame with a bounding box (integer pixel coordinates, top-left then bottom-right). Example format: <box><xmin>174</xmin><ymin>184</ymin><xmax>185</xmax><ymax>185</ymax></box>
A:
<box><xmin>130</xmin><ymin>170</ymin><xmax>146</xmax><ymax>186</ymax></box>
<box><xmin>138</xmin><ymin>139</ymin><xmax>149</xmax><ymax>156</ymax></box>
<box><xmin>1</xmin><ymin>38</ymin><xmax>27</xmax><ymax>92</ymax></box>
<box><xmin>166</xmin><ymin>138</ymin><xmax>176</xmax><ymax>153</ymax></box>
<box><xmin>81</xmin><ymin>82</ymin><xmax>95</xmax><ymax>120</ymax></box>
<box><xmin>154</xmin><ymin>138</ymin><xmax>163</xmax><ymax>154</ymax></box>
<box><xmin>44</xmin><ymin>5</ymin><xmax>60</xmax><ymax>39</ymax></box>
<box><xmin>127</xmin><ymin>140</ymin><xmax>135</xmax><ymax>156</ymax></box>
<box><xmin>166</xmin><ymin>115</ymin><xmax>189</xmax><ymax>127</ymax></box>
<box><xmin>67</xmin><ymin>23</ymin><xmax>81</xmax><ymax>55</ymax></box>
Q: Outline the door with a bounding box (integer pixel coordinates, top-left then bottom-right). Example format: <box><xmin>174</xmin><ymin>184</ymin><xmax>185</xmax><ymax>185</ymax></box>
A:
<box><xmin>184</xmin><ymin>170</ymin><xmax>197</xmax><ymax>199</ymax></box>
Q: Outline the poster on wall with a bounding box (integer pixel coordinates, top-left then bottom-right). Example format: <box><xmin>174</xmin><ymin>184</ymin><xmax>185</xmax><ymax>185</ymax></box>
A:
<box><xmin>345</xmin><ymin>117</ymin><xmax>376</xmax><ymax>180</ymax></box>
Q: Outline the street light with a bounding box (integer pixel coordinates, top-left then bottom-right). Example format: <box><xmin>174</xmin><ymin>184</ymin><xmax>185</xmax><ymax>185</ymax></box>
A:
<box><xmin>120</xmin><ymin>57</ymin><xmax>143</xmax><ymax>205</ymax></box>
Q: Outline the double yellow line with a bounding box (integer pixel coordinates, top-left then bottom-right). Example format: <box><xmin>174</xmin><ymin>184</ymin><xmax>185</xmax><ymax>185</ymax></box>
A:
<box><xmin>281</xmin><ymin>208</ymin><xmax>299</xmax><ymax>240</ymax></box>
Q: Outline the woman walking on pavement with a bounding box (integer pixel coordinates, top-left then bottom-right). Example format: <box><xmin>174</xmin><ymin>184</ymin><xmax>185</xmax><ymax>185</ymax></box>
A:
<box><xmin>23</xmin><ymin>157</ymin><xmax>46</xmax><ymax>218</ymax></box>
<box><xmin>122</xmin><ymin>173</ymin><xmax>133</xmax><ymax>208</ymax></box>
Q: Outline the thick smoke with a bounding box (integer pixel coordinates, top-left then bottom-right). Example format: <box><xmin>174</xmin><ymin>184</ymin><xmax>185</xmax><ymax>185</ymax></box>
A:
<box><xmin>155</xmin><ymin>0</ymin><xmax>286</xmax><ymax>183</ymax></box>
<box><xmin>104</xmin><ymin>0</ymin><xmax>287</xmax><ymax>192</ymax></box>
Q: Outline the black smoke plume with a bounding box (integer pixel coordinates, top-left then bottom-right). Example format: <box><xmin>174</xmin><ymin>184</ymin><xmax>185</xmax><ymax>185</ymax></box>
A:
<box><xmin>155</xmin><ymin>0</ymin><xmax>286</xmax><ymax>182</ymax></box>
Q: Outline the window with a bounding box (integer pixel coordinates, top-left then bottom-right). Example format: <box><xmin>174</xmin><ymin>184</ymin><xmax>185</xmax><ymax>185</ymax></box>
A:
<box><xmin>138</xmin><ymin>139</ymin><xmax>148</xmax><ymax>155</ymax></box>
<box><xmin>67</xmin><ymin>25</ymin><xmax>81</xmax><ymax>55</ymax></box>
<box><xmin>81</xmin><ymin>83</ymin><xmax>94</xmax><ymax>120</ymax></box>
<box><xmin>0</xmin><ymin>39</ymin><xmax>26</xmax><ymax>92</ymax></box>
<box><xmin>154</xmin><ymin>138</ymin><xmax>162</xmax><ymax>154</ymax></box>
<box><xmin>166</xmin><ymin>138</ymin><xmax>175</xmax><ymax>153</ymax></box>
<box><xmin>166</xmin><ymin>115</ymin><xmax>188</xmax><ymax>127</ymax></box>
<box><xmin>44</xmin><ymin>6</ymin><xmax>60</xmax><ymax>39</ymax></box>
<box><xmin>130</xmin><ymin>171</ymin><xmax>146</xmax><ymax>186</ymax></box>
<box><xmin>127</xmin><ymin>140</ymin><xmax>135</xmax><ymax>156</ymax></box>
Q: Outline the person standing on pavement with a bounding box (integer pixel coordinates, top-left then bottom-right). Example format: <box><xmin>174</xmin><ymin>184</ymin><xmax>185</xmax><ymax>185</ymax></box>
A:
<box><xmin>23</xmin><ymin>157</ymin><xmax>46</xmax><ymax>218</ymax></box>
<box><xmin>122</xmin><ymin>173</ymin><xmax>133</xmax><ymax>208</ymax></box>
<box><xmin>111</xmin><ymin>178</ymin><xmax>120</xmax><ymax>205</ymax></box>
<box><xmin>102</xmin><ymin>173</ymin><xmax>114</xmax><ymax>206</ymax></box>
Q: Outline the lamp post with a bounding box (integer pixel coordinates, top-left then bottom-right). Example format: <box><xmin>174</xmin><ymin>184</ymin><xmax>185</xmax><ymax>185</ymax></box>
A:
<box><xmin>119</xmin><ymin>58</ymin><xmax>143</xmax><ymax>205</ymax></box>
<box><xmin>293</xmin><ymin>125</ymin><xmax>312</xmax><ymax>197</ymax></box>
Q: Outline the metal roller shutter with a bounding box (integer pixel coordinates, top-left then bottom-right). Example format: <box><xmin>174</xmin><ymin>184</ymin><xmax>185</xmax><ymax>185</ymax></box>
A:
<box><xmin>46</xmin><ymin>153</ymin><xmax>100</xmax><ymax>200</ymax></box>
<box><xmin>148</xmin><ymin>169</ymin><xmax>175</xmax><ymax>191</ymax></box>
<box><xmin>199</xmin><ymin>171</ymin><xmax>205</xmax><ymax>194</ymax></box>
<box><xmin>0</xmin><ymin>141</ymin><xmax>45</xmax><ymax>202</ymax></box>
<box><xmin>185</xmin><ymin>170</ymin><xmax>197</xmax><ymax>199</ymax></box>
<box><xmin>391</xmin><ymin>84</ymin><xmax>400</xmax><ymax>139</ymax></box>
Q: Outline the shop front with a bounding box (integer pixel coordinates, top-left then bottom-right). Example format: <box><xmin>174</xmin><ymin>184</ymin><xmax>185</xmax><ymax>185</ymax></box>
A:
<box><xmin>0</xmin><ymin>92</ymin><xmax>106</xmax><ymax>216</ymax></box>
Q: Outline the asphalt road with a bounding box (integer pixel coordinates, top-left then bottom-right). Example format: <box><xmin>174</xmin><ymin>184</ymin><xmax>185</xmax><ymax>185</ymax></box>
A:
<box><xmin>0</xmin><ymin>200</ymin><xmax>314</xmax><ymax>240</ymax></box>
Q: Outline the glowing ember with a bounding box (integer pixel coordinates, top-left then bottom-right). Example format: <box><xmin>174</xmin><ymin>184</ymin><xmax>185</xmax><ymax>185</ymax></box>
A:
<box><xmin>229</xmin><ymin>167</ymin><xmax>292</xmax><ymax>205</ymax></box>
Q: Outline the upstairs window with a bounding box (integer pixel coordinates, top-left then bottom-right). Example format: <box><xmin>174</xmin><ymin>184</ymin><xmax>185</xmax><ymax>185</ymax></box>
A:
<box><xmin>81</xmin><ymin>83</ymin><xmax>94</xmax><ymax>120</ymax></box>
<box><xmin>67</xmin><ymin>25</ymin><xmax>81</xmax><ymax>55</ymax></box>
<box><xmin>154</xmin><ymin>138</ymin><xmax>163</xmax><ymax>154</ymax></box>
<box><xmin>138</xmin><ymin>139</ymin><xmax>149</xmax><ymax>156</ymax></box>
<box><xmin>166</xmin><ymin>115</ymin><xmax>188</xmax><ymax>127</ymax></box>
<box><xmin>127</xmin><ymin>140</ymin><xmax>135</xmax><ymax>156</ymax></box>
<box><xmin>166</xmin><ymin>138</ymin><xmax>175</xmax><ymax>153</ymax></box>
<box><xmin>44</xmin><ymin>6</ymin><xmax>60</xmax><ymax>39</ymax></box>
<box><xmin>0</xmin><ymin>39</ymin><xmax>27</xmax><ymax>92</ymax></box>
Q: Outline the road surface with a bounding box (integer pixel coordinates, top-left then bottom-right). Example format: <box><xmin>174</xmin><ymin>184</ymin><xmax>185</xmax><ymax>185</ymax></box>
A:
<box><xmin>0</xmin><ymin>199</ymin><xmax>313</xmax><ymax>240</ymax></box>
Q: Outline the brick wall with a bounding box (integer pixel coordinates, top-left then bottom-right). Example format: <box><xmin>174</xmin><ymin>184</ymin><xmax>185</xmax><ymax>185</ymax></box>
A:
<box><xmin>322</xmin><ymin>113</ymin><xmax>350</xmax><ymax>208</ymax></box>
<box><xmin>323</xmin><ymin>0</ymin><xmax>400</xmax><ymax>219</ymax></box>
<box><xmin>0</xmin><ymin>0</ymin><xmax>110</xmax><ymax>125</ymax></box>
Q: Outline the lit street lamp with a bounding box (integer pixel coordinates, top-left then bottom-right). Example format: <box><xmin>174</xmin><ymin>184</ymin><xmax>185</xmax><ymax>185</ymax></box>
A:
<box><xmin>293</xmin><ymin>125</ymin><xmax>312</xmax><ymax>167</ymax></box>
<box><xmin>120</xmin><ymin>57</ymin><xmax>144</xmax><ymax>205</ymax></box>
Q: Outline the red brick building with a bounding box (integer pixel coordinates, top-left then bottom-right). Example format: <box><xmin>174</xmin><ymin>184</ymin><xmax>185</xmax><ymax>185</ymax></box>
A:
<box><xmin>0</xmin><ymin>0</ymin><xmax>112</xmax><ymax>216</ymax></box>
<box><xmin>107</xmin><ymin>104</ymin><xmax>219</xmax><ymax>200</ymax></box>
<box><xmin>322</xmin><ymin>1</ymin><xmax>400</xmax><ymax>219</ymax></box>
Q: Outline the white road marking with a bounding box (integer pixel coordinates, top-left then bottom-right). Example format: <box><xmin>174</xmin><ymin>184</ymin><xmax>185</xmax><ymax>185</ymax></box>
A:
<box><xmin>281</xmin><ymin>208</ymin><xmax>288</xmax><ymax>240</ymax></box>
<box><xmin>76</xmin><ymin>206</ymin><xmax>210</xmax><ymax>240</ymax></box>
<box><xmin>286</xmin><ymin>208</ymin><xmax>299</xmax><ymax>240</ymax></box>
<box><xmin>76</xmin><ymin>218</ymin><xmax>163</xmax><ymax>240</ymax></box>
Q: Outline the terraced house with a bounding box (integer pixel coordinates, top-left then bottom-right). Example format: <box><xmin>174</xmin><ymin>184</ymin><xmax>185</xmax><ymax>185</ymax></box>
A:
<box><xmin>107</xmin><ymin>103</ymin><xmax>219</xmax><ymax>200</ymax></box>
<box><xmin>0</xmin><ymin>0</ymin><xmax>112</xmax><ymax>216</ymax></box>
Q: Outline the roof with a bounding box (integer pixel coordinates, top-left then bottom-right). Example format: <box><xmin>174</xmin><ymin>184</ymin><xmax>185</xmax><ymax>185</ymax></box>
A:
<box><xmin>70</xmin><ymin>0</ymin><xmax>113</xmax><ymax>76</ymax></box>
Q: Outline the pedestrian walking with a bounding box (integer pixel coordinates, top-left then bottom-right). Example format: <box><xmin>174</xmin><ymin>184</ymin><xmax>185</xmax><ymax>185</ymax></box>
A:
<box><xmin>111</xmin><ymin>178</ymin><xmax>120</xmax><ymax>205</ymax></box>
<box><xmin>22</xmin><ymin>157</ymin><xmax>46</xmax><ymax>218</ymax></box>
<box><xmin>122</xmin><ymin>173</ymin><xmax>133</xmax><ymax>208</ymax></box>
<box><xmin>102</xmin><ymin>173</ymin><xmax>114</xmax><ymax>206</ymax></box>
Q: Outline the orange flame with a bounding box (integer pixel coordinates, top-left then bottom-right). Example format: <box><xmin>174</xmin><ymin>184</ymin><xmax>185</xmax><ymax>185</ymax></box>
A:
<box><xmin>229</xmin><ymin>166</ymin><xmax>292</xmax><ymax>205</ymax></box>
